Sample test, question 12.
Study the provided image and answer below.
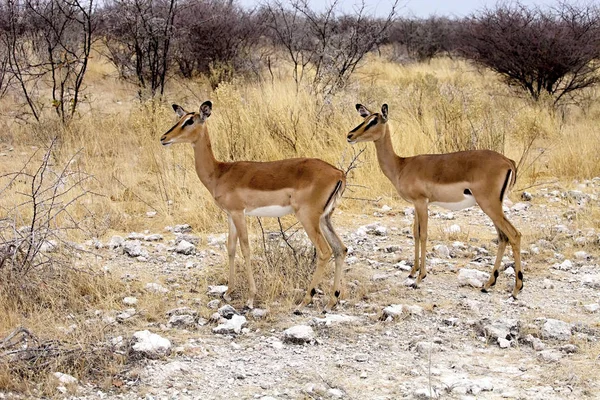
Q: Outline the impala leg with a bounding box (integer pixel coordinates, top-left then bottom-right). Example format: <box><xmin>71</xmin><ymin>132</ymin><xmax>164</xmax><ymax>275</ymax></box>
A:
<box><xmin>482</xmin><ymin>226</ymin><xmax>507</xmax><ymax>293</ymax></box>
<box><xmin>223</xmin><ymin>216</ymin><xmax>238</xmax><ymax>303</ymax></box>
<box><xmin>294</xmin><ymin>210</ymin><xmax>333</xmax><ymax>314</ymax></box>
<box><xmin>408</xmin><ymin>212</ymin><xmax>420</xmax><ymax>279</ymax></box>
<box><xmin>320</xmin><ymin>214</ymin><xmax>347</xmax><ymax>313</ymax></box>
<box><xmin>478</xmin><ymin>199</ymin><xmax>523</xmax><ymax>298</ymax></box>
<box><xmin>412</xmin><ymin>200</ymin><xmax>429</xmax><ymax>288</ymax></box>
<box><xmin>230</xmin><ymin>212</ymin><xmax>256</xmax><ymax>309</ymax></box>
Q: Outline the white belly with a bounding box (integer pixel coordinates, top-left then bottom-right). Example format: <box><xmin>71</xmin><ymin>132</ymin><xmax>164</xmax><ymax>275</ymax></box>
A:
<box><xmin>431</xmin><ymin>195</ymin><xmax>477</xmax><ymax>211</ymax></box>
<box><xmin>244</xmin><ymin>205</ymin><xmax>294</xmax><ymax>217</ymax></box>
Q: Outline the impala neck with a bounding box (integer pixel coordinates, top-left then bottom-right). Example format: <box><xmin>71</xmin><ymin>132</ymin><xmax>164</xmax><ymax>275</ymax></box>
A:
<box><xmin>373</xmin><ymin>124</ymin><xmax>402</xmax><ymax>182</ymax></box>
<box><xmin>192</xmin><ymin>126</ymin><xmax>220</xmax><ymax>193</ymax></box>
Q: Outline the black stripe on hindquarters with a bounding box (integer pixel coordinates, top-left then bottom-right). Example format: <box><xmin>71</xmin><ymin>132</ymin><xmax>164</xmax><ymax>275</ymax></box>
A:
<box><xmin>499</xmin><ymin>169</ymin><xmax>512</xmax><ymax>201</ymax></box>
<box><xmin>323</xmin><ymin>180</ymin><xmax>343</xmax><ymax>212</ymax></box>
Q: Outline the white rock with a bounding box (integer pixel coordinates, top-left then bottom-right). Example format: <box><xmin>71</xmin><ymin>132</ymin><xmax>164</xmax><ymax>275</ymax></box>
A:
<box><xmin>414</xmin><ymin>388</ymin><xmax>439</xmax><ymax>399</ymax></box>
<box><xmin>251</xmin><ymin>308</ymin><xmax>268</xmax><ymax>319</ymax></box>
<box><xmin>415</xmin><ymin>341</ymin><xmax>439</xmax><ymax>354</ymax></box>
<box><xmin>53</xmin><ymin>372</ymin><xmax>78</xmax><ymax>385</ymax></box>
<box><xmin>538</xmin><ymin>349</ymin><xmax>563</xmax><ymax>362</ymax></box>
<box><xmin>541</xmin><ymin>319</ymin><xmax>572</xmax><ymax>341</ymax></box>
<box><xmin>130</xmin><ymin>330</ymin><xmax>171</xmax><ymax>359</ymax></box>
<box><xmin>116</xmin><ymin>308</ymin><xmax>136</xmax><ymax>322</ymax></box>
<box><xmin>218</xmin><ymin>304</ymin><xmax>238</xmax><ymax>319</ymax></box>
<box><xmin>212</xmin><ymin>314</ymin><xmax>247</xmax><ymax>334</ymax></box>
<box><xmin>457</xmin><ymin>268</ymin><xmax>490</xmax><ymax>288</ymax></box>
<box><xmin>311</xmin><ymin>314</ymin><xmax>361</xmax><ymax>326</ymax></box>
<box><xmin>432</xmin><ymin>244</ymin><xmax>450</xmax><ymax>258</ymax></box>
<box><xmin>498</xmin><ymin>338</ymin><xmax>511</xmax><ymax>348</ymax></box>
<box><xmin>166</xmin><ymin>307</ymin><xmax>198</xmax><ymax>317</ymax></box>
<box><xmin>207</xmin><ymin>299</ymin><xmax>220</xmax><ymax>309</ymax></box>
<box><xmin>145</xmin><ymin>282</ymin><xmax>169</xmax><ymax>294</ymax></box>
<box><xmin>172</xmin><ymin>224</ymin><xmax>191</xmax><ymax>233</ymax></box>
<box><xmin>382</xmin><ymin>304</ymin><xmax>423</xmax><ymax>319</ymax></box>
<box><xmin>583</xmin><ymin>303</ymin><xmax>600</xmax><ymax>313</ymax></box>
<box><xmin>144</xmin><ymin>233</ymin><xmax>163</xmax><ymax>241</ymax></box>
<box><xmin>444</xmin><ymin>224</ymin><xmax>461</xmax><ymax>234</ymax></box>
<box><xmin>168</xmin><ymin>314</ymin><xmax>196</xmax><ymax>328</ymax></box>
<box><xmin>574</xmin><ymin>251</ymin><xmax>590</xmax><ymax>260</ymax></box>
<box><xmin>207</xmin><ymin>234</ymin><xmax>227</xmax><ymax>246</ymax></box>
<box><xmin>554</xmin><ymin>259</ymin><xmax>573</xmax><ymax>270</ymax></box>
<box><xmin>207</xmin><ymin>285</ymin><xmax>228</xmax><ymax>296</ymax></box>
<box><xmin>123</xmin><ymin>240</ymin><xmax>149</xmax><ymax>258</ymax></box>
<box><xmin>122</xmin><ymin>297</ymin><xmax>137</xmax><ymax>306</ymax></box>
<box><xmin>283</xmin><ymin>325</ymin><xmax>315</xmax><ymax>344</ymax></box>
<box><xmin>146</xmin><ymin>211</ymin><xmax>157</xmax><ymax>218</ymax></box>
<box><xmin>39</xmin><ymin>240</ymin><xmax>58</xmax><ymax>253</ymax></box>
<box><xmin>175</xmin><ymin>240</ymin><xmax>195</xmax><ymax>255</ymax></box>
<box><xmin>328</xmin><ymin>388</ymin><xmax>344</xmax><ymax>398</ymax></box>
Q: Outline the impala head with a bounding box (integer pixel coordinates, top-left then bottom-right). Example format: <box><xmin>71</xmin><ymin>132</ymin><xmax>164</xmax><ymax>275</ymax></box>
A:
<box><xmin>160</xmin><ymin>101</ymin><xmax>212</xmax><ymax>146</ymax></box>
<box><xmin>346</xmin><ymin>103</ymin><xmax>388</xmax><ymax>144</ymax></box>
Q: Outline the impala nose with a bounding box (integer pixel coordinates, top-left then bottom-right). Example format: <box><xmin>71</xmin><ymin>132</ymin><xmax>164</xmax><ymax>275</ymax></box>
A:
<box><xmin>160</xmin><ymin>134</ymin><xmax>169</xmax><ymax>145</ymax></box>
<box><xmin>347</xmin><ymin>133</ymin><xmax>354</xmax><ymax>142</ymax></box>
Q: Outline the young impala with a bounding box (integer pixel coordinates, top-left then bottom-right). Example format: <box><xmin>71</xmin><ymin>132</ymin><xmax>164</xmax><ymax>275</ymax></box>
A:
<box><xmin>347</xmin><ymin>103</ymin><xmax>523</xmax><ymax>298</ymax></box>
<box><xmin>160</xmin><ymin>101</ymin><xmax>347</xmax><ymax>312</ymax></box>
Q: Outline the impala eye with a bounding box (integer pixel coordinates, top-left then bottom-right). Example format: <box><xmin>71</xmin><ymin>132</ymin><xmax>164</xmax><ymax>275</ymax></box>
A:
<box><xmin>183</xmin><ymin>118</ymin><xmax>194</xmax><ymax>127</ymax></box>
<box><xmin>364</xmin><ymin>117</ymin><xmax>378</xmax><ymax>131</ymax></box>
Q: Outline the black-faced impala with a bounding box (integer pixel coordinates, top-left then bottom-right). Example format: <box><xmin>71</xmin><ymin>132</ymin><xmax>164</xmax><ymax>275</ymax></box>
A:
<box><xmin>347</xmin><ymin>103</ymin><xmax>523</xmax><ymax>298</ymax></box>
<box><xmin>161</xmin><ymin>101</ymin><xmax>347</xmax><ymax>312</ymax></box>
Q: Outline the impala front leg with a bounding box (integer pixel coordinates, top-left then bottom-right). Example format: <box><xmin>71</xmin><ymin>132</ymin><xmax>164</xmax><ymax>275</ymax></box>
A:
<box><xmin>230</xmin><ymin>212</ymin><xmax>256</xmax><ymax>309</ymax></box>
<box><xmin>223</xmin><ymin>215</ymin><xmax>237</xmax><ymax>303</ymax></box>
<box><xmin>412</xmin><ymin>200</ymin><xmax>429</xmax><ymax>288</ymax></box>
<box><xmin>409</xmin><ymin>212</ymin><xmax>420</xmax><ymax>279</ymax></box>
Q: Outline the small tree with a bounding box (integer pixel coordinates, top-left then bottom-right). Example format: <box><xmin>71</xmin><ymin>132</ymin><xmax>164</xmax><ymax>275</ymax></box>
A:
<box><xmin>388</xmin><ymin>17</ymin><xmax>458</xmax><ymax>62</ymax></box>
<box><xmin>264</xmin><ymin>0</ymin><xmax>398</xmax><ymax>95</ymax></box>
<box><xmin>0</xmin><ymin>0</ymin><xmax>96</xmax><ymax>123</ymax></box>
<box><xmin>458</xmin><ymin>2</ymin><xmax>600</xmax><ymax>104</ymax></box>
<box><xmin>100</xmin><ymin>0</ymin><xmax>177</xmax><ymax>99</ymax></box>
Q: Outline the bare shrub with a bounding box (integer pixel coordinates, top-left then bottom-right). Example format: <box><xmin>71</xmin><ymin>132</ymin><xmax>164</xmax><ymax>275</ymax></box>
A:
<box><xmin>100</xmin><ymin>0</ymin><xmax>177</xmax><ymax>99</ymax></box>
<box><xmin>0</xmin><ymin>0</ymin><xmax>96</xmax><ymax>123</ymax></box>
<box><xmin>263</xmin><ymin>0</ymin><xmax>398</xmax><ymax>95</ymax></box>
<box><xmin>0</xmin><ymin>139</ymin><xmax>96</xmax><ymax>309</ymax></box>
<box><xmin>457</xmin><ymin>2</ymin><xmax>600</xmax><ymax>104</ymax></box>
<box><xmin>172</xmin><ymin>0</ymin><xmax>265</xmax><ymax>84</ymax></box>
<box><xmin>388</xmin><ymin>17</ymin><xmax>458</xmax><ymax>62</ymax></box>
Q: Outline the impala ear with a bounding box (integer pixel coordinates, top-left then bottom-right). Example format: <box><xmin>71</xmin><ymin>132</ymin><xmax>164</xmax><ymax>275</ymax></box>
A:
<box><xmin>356</xmin><ymin>104</ymin><xmax>372</xmax><ymax>118</ymax></box>
<box><xmin>381</xmin><ymin>104</ymin><xmax>388</xmax><ymax>122</ymax></box>
<box><xmin>172</xmin><ymin>104</ymin><xmax>186</xmax><ymax>118</ymax></box>
<box><xmin>199</xmin><ymin>101</ymin><xmax>212</xmax><ymax>121</ymax></box>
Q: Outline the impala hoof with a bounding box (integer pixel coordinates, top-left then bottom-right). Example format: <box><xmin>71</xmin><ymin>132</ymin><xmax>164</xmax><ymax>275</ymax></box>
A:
<box><xmin>481</xmin><ymin>287</ymin><xmax>489</xmax><ymax>293</ymax></box>
<box><xmin>410</xmin><ymin>283</ymin><xmax>419</xmax><ymax>289</ymax></box>
<box><xmin>293</xmin><ymin>309</ymin><xmax>304</xmax><ymax>316</ymax></box>
<box><xmin>222</xmin><ymin>292</ymin><xmax>233</xmax><ymax>303</ymax></box>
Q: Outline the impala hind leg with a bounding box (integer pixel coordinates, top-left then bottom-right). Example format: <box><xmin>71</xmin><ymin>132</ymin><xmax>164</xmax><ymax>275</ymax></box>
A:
<box><xmin>411</xmin><ymin>200</ymin><xmax>429</xmax><ymax>288</ymax></box>
<box><xmin>294</xmin><ymin>210</ymin><xmax>333</xmax><ymax>314</ymax></box>
<box><xmin>320</xmin><ymin>214</ymin><xmax>347</xmax><ymax>313</ymax></box>
<box><xmin>478</xmin><ymin>200</ymin><xmax>523</xmax><ymax>298</ymax></box>
<box><xmin>223</xmin><ymin>216</ymin><xmax>238</xmax><ymax>303</ymax></box>
<box><xmin>230</xmin><ymin>212</ymin><xmax>257</xmax><ymax>309</ymax></box>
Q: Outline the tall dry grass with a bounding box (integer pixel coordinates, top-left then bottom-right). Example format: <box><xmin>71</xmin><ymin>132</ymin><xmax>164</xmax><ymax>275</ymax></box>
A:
<box><xmin>2</xmin><ymin>55</ymin><xmax>593</xmax><ymax>235</ymax></box>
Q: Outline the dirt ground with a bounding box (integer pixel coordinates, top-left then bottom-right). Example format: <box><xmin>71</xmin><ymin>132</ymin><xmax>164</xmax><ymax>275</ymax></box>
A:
<box><xmin>25</xmin><ymin>178</ymin><xmax>600</xmax><ymax>400</ymax></box>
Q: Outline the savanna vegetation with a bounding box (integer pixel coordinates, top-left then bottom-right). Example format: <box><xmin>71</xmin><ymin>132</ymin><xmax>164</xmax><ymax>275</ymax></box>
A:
<box><xmin>1</xmin><ymin>0</ymin><xmax>600</xmax><ymax>394</ymax></box>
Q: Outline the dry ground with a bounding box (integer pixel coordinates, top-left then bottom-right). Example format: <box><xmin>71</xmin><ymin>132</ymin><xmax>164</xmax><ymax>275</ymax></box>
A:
<box><xmin>2</xmin><ymin>177</ymin><xmax>593</xmax><ymax>400</ymax></box>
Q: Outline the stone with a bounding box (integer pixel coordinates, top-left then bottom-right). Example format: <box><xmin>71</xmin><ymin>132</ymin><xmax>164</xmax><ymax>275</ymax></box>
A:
<box><xmin>414</xmin><ymin>388</ymin><xmax>439</xmax><ymax>399</ymax></box>
<box><xmin>541</xmin><ymin>319</ymin><xmax>572</xmax><ymax>341</ymax></box>
<box><xmin>39</xmin><ymin>240</ymin><xmax>58</xmax><ymax>253</ymax></box>
<box><xmin>355</xmin><ymin>353</ymin><xmax>368</xmax><ymax>362</ymax></box>
<box><xmin>560</xmin><ymin>344</ymin><xmax>578</xmax><ymax>354</ymax></box>
<box><xmin>498</xmin><ymin>338</ymin><xmax>511</xmax><ymax>348</ymax></box>
<box><xmin>444</xmin><ymin>224</ymin><xmax>461</xmax><ymax>234</ymax></box>
<box><xmin>172</xmin><ymin>224</ymin><xmax>192</xmax><ymax>233</ymax></box>
<box><xmin>382</xmin><ymin>304</ymin><xmax>423</xmax><ymax>319</ymax></box>
<box><xmin>144</xmin><ymin>233</ymin><xmax>163</xmax><ymax>241</ymax></box>
<box><xmin>145</xmin><ymin>282</ymin><xmax>169</xmax><ymax>294</ymax></box>
<box><xmin>207</xmin><ymin>299</ymin><xmax>220</xmax><ymax>309</ymax></box>
<box><xmin>457</xmin><ymin>268</ymin><xmax>490</xmax><ymax>288</ymax></box>
<box><xmin>283</xmin><ymin>325</ymin><xmax>315</xmax><ymax>344</ymax></box>
<box><xmin>168</xmin><ymin>314</ymin><xmax>196</xmax><ymax>329</ymax></box>
<box><xmin>175</xmin><ymin>240</ymin><xmax>195</xmax><ymax>255</ymax></box>
<box><xmin>328</xmin><ymin>388</ymin><xmax>344</xmax><ymax>398</ymax></box>
<box><xmin>212</xmin><ymin>315</ymin><xmax>247</xmax><ymax>334</ymax></box>
<box><xmin>310</xmin><ymin>314</ymin><xmax>361</xmax><ymax>326</ymax></box>
<box><xmin>175</xmin><ymin>233</ymin><xmax>200</xmax><ymax>245</ymax></box>
<box><xmin>108</xmin><ymin>235</ymin><xmax>124</xmax><ymax>249</ymax></box>
<box><xmin>207</xmin><ymin>234</ymin><xmax>227</xmax><ymax>246</ymax></box>
<box><xmin>251</xmin><ymin>308</ymin><xmax>268</xmax><ymax>319</ymax></box>
<box><xmin>122</xmin><ymin>297</ymin><xmax>137</xmax><ymax>306</ymax></box>
<box><xmin>123</xmin><ymin>240</ymin><xmax>149</xmax><ymax>258</ymax></box>
<box><xmin>207</xmin><ymin>285</ymin><xmax>228</xmax><ymax>296</ymax></box>
<box><xmin>53</xmin><ymin>372</ymin><xmax>77</xmax><ymax>385</ymax></box>
<box><xmin>130</xmin><ymin>330</ymin><xmax>171</xmax><ymax>359</ymax></box>
<box><xmin>218</xmin><ymin>304</ymin><xmax>238</xmax><ymax>319</ymax></box>
<box><xmin>432</xmin><ymin>244</ymin><xmax>450</xmax><ymax>258</ymax></box>
<box><xmin>538</xmin><ymin>349</ymin><xmax>563</xmax><ymax>362</ymax></box>
<box><xmin>116</xmin><ymin>308</ymin><xmax>136</xmax><ymax>322</ymax></box>
<box><xmin>521</xmin><ymin>191</ymin><xmax>532</xmax><ymax>201</ymax></box>
<box><xmin>583</xmin><ymin>303</ymin><xmax>600</xmax><ymax>313</ymax></box>
<box><xmin>553</xmin><ymin>259</ymin><xmax>573</xmax><ymax>271</ymax></box>
<box><xmin>574</xmin><ymin>251</ymin><xmax>590</xmax><ymax>260</ymax></box>
<box><xmin>415</xmin><ymin>341</ymin><xmax>439</xmax><ymax>354</ymax></box>
<box><xmin>479</xmin><ymin>319</ymin><xmax>519</xmax><ymax>343</ymax></box>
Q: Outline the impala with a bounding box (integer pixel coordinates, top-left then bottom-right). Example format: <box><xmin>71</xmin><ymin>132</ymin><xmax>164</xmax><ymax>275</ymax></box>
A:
<box><xmin>160</xmin><ymin>101</ymin><xmax>347</xmax><ymax>312</ymax></box>
<box><xmin>347</xmin><ymin>103</ymin><xmax>523</xmax><ymax>298</ymax></box>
